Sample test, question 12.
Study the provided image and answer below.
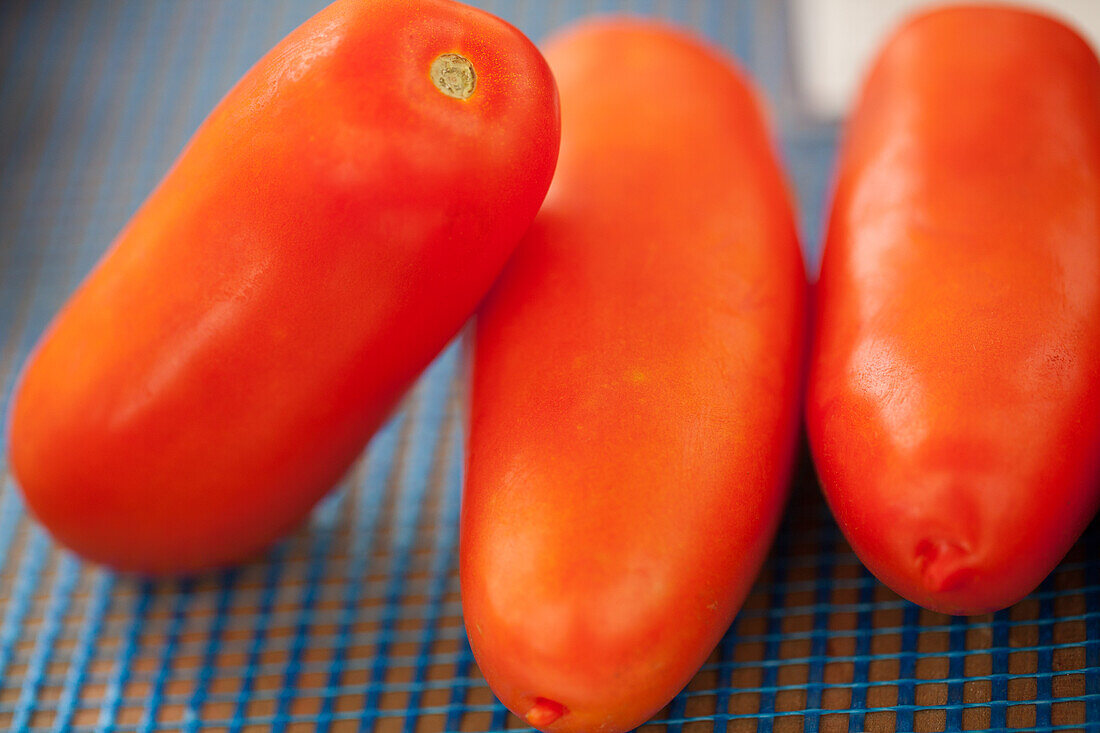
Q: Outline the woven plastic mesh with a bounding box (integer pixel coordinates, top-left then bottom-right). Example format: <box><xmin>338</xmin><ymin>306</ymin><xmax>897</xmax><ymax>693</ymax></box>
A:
<box><xmin>0</xmin><ymin>1</ymin><xmax>1097</xmax><ymax>731</ymax></box>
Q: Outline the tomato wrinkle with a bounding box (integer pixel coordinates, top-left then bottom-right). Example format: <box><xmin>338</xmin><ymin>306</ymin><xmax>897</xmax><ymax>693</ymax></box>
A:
<box><xmin>914</xmin><ymin>537</ymin><xmax>975</xmax><ymax>594</ymax></box>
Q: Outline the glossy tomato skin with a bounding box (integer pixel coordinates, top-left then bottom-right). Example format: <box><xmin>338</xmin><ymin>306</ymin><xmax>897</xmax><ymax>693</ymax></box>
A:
<box><xmin>461</xmin><ymin>20</ymin><xmax>806</xmax><ymax>733</ymax></box>
<box><xmin>808</xmin><ymin>6</ymin><xmax>1100</xmax><ymax>614</ymax></box>
<box><xmin>7</xmin><ymin>0</ymin><xmax>559</xmax><ymax>574</ymax></box>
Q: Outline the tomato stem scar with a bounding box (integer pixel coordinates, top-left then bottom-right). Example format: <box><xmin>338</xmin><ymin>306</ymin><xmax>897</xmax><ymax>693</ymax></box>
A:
<box><xmin>431</xmin><ymin>53</ymin><xmax>476</xmax><ymax>99</ymax></box>
<box><xmin>524</xmin><ymin>698</ymin><xmax>567</xmax><ymax>728</ymax></box>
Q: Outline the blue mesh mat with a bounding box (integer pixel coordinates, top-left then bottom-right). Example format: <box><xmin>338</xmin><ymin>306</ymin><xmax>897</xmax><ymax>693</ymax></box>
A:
<box><xmin>0</xmin><ymin>1</ymin><xmax>1097</xmax><ymax>731</ymax></box>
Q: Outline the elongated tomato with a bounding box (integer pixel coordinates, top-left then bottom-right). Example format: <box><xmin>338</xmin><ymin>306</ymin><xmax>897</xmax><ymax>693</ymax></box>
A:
<box><xmin>808</xmin><ymin>6</ymin><xmax>1100</xmax><ymax>614</ymax></box>
<box><xmin>461</xmin><ymin>20</ymin><xmax>805</xmax><ymax>733</ymax></box>
<box><xmin>7</xmin><ymin>0</ymin><xmax>559</xmax><ymax>574</ymax></box>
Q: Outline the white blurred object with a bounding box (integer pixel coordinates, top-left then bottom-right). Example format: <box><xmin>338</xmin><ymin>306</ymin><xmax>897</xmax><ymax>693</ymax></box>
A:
<box><xmin>791</xmin><ymin>0</ymin><xmax>1100</xmax><ymax>119</ymax></box>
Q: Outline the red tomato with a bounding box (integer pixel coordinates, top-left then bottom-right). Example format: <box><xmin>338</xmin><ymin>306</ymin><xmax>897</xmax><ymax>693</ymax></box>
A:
<box><xmin>461</xmin><ymin>19</ymin><xmax>806</xmax><ymax>733</ymax></box>
<box><xmin>808</xmin><ymin>6</ymin><xmax>1100</xmax><ymax>614</ymax></box>
<box><xmin>7</xmin><ymin>0</ymin><xmax>559</xmax><ymax>574</ymax></box>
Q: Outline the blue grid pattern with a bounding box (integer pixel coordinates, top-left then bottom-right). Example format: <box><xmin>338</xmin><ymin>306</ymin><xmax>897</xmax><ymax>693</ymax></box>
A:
<box><xmin>0</xmin><ymin>1</ymin><xmax>1096</xmax><ymax>731</ymax></box>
